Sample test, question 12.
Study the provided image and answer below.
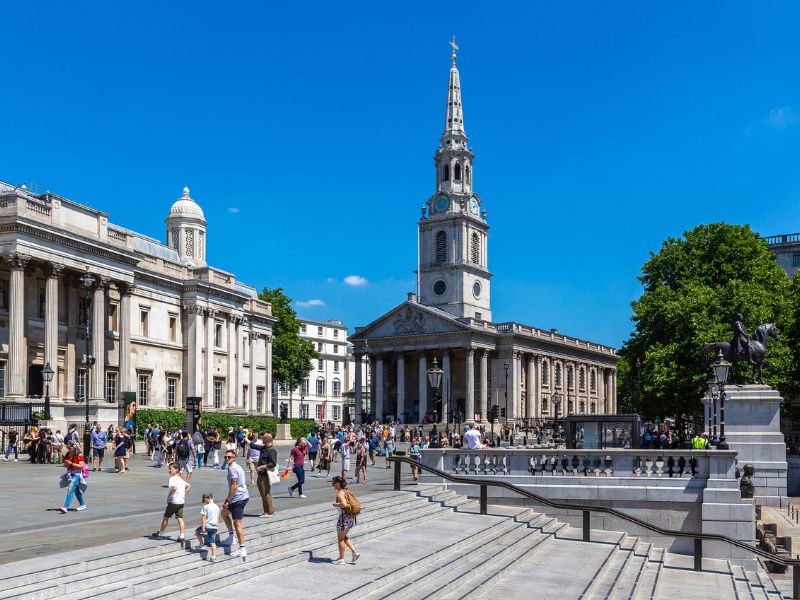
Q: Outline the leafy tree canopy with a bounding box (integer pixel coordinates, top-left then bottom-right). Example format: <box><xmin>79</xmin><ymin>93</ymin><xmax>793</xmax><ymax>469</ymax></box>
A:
<box><xmin>258</xmin><ymin>287</ymin><xmax>318</xmax><ymax>397</ymax></box>
<box><xmin>618</xmin><ymin>223</ymin><xmax>794</xmax><ymax>419</ymax></box>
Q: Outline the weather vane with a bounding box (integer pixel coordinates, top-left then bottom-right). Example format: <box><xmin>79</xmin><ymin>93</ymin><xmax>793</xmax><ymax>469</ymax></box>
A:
<box><xmin>449</xmin><ymin>35</ymin><xmax>459</xmax><ymax>64</ymax></box>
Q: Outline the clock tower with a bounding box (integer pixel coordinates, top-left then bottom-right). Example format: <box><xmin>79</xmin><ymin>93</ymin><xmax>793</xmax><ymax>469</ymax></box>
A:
<box><xmin>418</xmin><ymin>41</ymin><xmax>492</xmax><ymax>321</ymax></box>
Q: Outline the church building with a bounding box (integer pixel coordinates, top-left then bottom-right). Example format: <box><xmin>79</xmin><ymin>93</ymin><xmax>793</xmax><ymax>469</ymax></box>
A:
<box><xmin>349</xmin><ymin>47</ymin><xmax>618</xmax><ymax>425</ymax></box>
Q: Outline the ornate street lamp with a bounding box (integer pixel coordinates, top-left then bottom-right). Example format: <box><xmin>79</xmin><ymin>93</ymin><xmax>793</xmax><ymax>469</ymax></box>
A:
<box><xmin>712</xmin><ymin>350</ymin><xmax>731</xmax><ymax>450</ymax></box>
<box><xmin>42</xmin><ymin>362</ymin><xmax>54</xmax><ymax>421</ymax></box>
<box><xmin>80</xmin><ymin>269</ymin><xmax>95</xmax><ymax>458</ymax></box>
<box><xmin>427</xmin><ymin>358</ymin><xmax>443</xmax><ymax>448</ymax></box>
<box><xmin>552</xmin><ymin>391</ymin><xmax>562</xmax><ymax>445</ymax></box>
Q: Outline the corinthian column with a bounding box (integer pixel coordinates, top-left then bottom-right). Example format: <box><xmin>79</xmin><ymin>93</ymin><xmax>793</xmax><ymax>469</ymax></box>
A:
<box><xmin>45</xmin><ymin>262</ymin><xmax>64</xmax><ymax>399</ymax></box>
<box><xmin>185</xmin><ymin>305</ymin><xmax>203</xmax><ymax>401</ymax></box>
<box><xmin>227</xmin><ymin>315</ymin><xmax>238</xmax><ymax>410</ymax></box>
<box><xmin>205</xmin><ymin>308</ymin><xmax>216</xmax><ymax>408</ymax></box>
<box><xmin>90</xmin><ymin>277</ymin><xmax>107</xmax><ymax>401</ymax></box>
<box><xmin>465</xmin><ymin>347</ymin><xmax>475</xmax><ymax>423</ymax></box>
<box><xmin>249</xmin><ymin>331</ymin><xmax>258</xmax><ymax>412</ymax></box>
<box><xmin>6</xmin><ymin>253</ymin><xmax>30</xmax><ymax>398</ymax></box>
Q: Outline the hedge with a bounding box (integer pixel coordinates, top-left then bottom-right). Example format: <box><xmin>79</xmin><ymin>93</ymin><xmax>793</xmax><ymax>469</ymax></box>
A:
<box><xmin>134</xmin><ymin>408</ymin><xmax>314</xmax><ymax>440</ymax></box>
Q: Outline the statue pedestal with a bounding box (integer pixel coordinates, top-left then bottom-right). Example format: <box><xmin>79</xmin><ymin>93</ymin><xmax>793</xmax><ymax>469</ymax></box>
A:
<box><xmin>705</xmin><ymin>384</ymin><xmax>786</xmax><ymax>505</ymax></box>
<box><xmin>275</xmin><ymin>423</ymin><xmax>292</xmax><ymax>441</ymax></box>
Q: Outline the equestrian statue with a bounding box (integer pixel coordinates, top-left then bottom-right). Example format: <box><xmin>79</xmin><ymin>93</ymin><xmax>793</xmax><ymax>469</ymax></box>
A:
<box><xmin>702</xmin><ymin>314</ymin><xmax>778</xmax><ymax>384</ymax></box>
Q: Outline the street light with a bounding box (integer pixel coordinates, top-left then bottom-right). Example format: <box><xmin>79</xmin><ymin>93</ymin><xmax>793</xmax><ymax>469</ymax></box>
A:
<box><xmin>80</xmin><ymin>269</ymin><xmax>95</xmax><ymax>458</ymax></box>
<box><xmin>427</xmin><ymin>358</ymin><xmax>443</xmax><ymax>448</ymax></box>
<box><xmin>503</xmin><ymin>360</ymin><xmax>510</xmax><ymax>440</ymax></box>
<box><xmin>552</xmin><ymin>391</ymin><xmax>562</xmax><ymax>445</ymax></box>
<box><xmin>712</xmin><ymin>350</ymin><xmax>731</xmax><ymax>450</ymax></box>
<box><xmin>42</xmin><ymin>362</ymin><xmax>54</xmax><ymax>421</ymax></box>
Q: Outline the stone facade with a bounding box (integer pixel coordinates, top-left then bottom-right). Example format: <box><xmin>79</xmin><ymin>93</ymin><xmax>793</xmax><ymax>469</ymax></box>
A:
<box><xmin>0</xmin><ymin>182</ymin><xmax>275</xmax><ymax>428</ymax></box>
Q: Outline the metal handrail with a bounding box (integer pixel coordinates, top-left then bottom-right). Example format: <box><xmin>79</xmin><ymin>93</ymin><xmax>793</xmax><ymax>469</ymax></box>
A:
<box><xmin>388</xmin><ymin>456</ymin><xmax>800</xmax><ymax>595</ymax></box>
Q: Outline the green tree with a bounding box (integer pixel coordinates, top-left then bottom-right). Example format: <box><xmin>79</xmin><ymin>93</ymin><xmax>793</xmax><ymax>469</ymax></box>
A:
<box><xmin>258</xmin><ymin>287</ymin><xmax>318</xmax><ymax>416</ymax></box>
<box><xmin>619</xmin><ymin>223</ymin><xmax>793</xmax><ymax>419</ymax></box>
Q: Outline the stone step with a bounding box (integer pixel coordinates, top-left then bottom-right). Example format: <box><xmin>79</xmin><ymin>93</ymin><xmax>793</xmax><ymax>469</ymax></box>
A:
<box><xmin>631</xmin><ymin>546</ymin><xmax>664</xmax><ymax>600</ymax></box>
<box><xmin>607</xmin><ymin>541</ymin><xmax>653</xmax><ymax>600</ymax></box>
<box><xmin>579</xmin><ymin>535</ymin><xmax>637</xmax><ymax>599</ymax></box>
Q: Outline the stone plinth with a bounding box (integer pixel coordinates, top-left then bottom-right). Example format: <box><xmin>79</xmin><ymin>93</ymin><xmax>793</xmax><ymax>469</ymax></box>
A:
<box><xmin>703</xmin><ymin>384</ymin><xmax>787</xmax><ymax>506</ymax></box>
<box><xmin>275</xmin><ymin>423</ymin><xmax>292</xmax><ymax>441</ymax></box>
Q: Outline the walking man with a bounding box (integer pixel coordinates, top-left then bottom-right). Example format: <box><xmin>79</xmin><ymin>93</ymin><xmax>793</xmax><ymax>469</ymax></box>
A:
<box><xmin>90</xmin><ymin>423</ymin><xmax>107</xmax><ymax>472</ymax></box>
<box><xmin>221</xmin><ymin>449</ymin><xmax>249</xmax><ymax>558</ymax></box>
<box><xmin>176</xmin><ymin>430</ymin><xmax>195</xmax><ymax>481</ymax></box>
<box><xmin>2</xmin><ymin>427</ymin><xmax>19</xmax><ymax>461</ymax></box>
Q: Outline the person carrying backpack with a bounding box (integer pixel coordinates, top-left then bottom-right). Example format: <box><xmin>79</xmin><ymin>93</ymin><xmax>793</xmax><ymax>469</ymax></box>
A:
<box><xmin>176</xmin><ymin>430</ymin><xmax>195</xmax><ymax>481</ymax></box>
<box><xmin>331</xmin><ymin>475</ymin><xmax>360</xmax><ymax>565</ymax></box>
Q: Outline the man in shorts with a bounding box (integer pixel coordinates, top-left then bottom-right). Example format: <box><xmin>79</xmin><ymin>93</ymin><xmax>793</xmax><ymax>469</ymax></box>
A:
<box><xmin>221</xmin><ymin>449</ymin><xmax>249</xmax><ymax>558</ymax></box>
<box><xmin>152</xmin><ymin>462</ymin><xmax>191</xmax><ymax>542</ymax></box>
<box><xmin>307</xmin><ymin>432</ymin><xmax>320</xmax><ymax>472</ymax></box>
<box><xmin>90</xmin><ymin>423</ymin><xmax>107</xmax><ymax>472</ymax></box>
<box><xmin>340</xmin><ymin>438</ymin><xmax>352</xmax><ymax>481</ymax></box>
<box><xmin>175</xmin><ymin>430</ymin><xmax>195</xmax><ymax>480</ymax></box>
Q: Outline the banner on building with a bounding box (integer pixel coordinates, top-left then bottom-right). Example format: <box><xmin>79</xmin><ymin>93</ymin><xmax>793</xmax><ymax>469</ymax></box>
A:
<box><xmin>122</xmin><ymin>392</ymin><xmax>137</xmax><ymax>432</ymax></box>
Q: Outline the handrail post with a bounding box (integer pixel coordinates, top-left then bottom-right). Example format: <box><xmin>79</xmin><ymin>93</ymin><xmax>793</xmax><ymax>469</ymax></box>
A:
<box><xmin>794</xmin><ymin>564</ymin><xmax>800</xmax><ymax>600</ymax></box>
<box><xmin>694</xmin><ymin>539</ymin><xmax>702</xmax><ymax>571</ymax></box>
<box><xmin>479</xmin><ymin>484</ymin><xmax>487</xmax><ymax>515</ymax></box>
<box><xmin>393</xmin><ymin>459</ymin><xmax>401</xmax><ymax>491</ymax></box>
<box><xmin>583</xmin><ymin>510</ymin><xmax>590</xmax><ymax>542</ymax></box>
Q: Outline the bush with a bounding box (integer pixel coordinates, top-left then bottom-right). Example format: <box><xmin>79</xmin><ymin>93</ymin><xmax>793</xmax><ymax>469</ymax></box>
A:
<box><xmin>135</xmin><ymin>408</ymin><xmax>314</xmax><ymax>439</ymax></box>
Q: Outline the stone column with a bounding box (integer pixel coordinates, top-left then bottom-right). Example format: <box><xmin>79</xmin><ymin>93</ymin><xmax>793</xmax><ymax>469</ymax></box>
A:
<box><xmin>236</xmin><ymin>321</ymin><xmax>244</xmax><ymax>408</ymax></box>
<box><xmin>185</xmin><ymin>306</ymin><xmax>203</xmax><ymax>401</ymax></box>
<box><xmin>611</xmin><ymin>370</ymin><xmax>617</xmax><ymax>414</ymax></box>
<box><xmin>396</xmin><ymin>354</ymin><xmax>405</xmax><ymax>422</ymax></box>
<box><xmin>118</xmin><ymin>282</ymin><xmax>134</xmax><ymax>399</ymax></box>
<box><xmin>465</xmin><ymin>347</ymin><xmax>475</xmax><ymax>423</ymax></box>
<box><xmin>442</xmin><ymin>351</ymin><xmax>450</xmax><ymax>422</ymax></box>
<box><xmin>45</xmin><ymin>262</ymin><xmax>63</xmax><ymax>398</ymax></box>
<box><xmin>205</xmin><ymin>308</ymin><xmax>216</xmax><ymax>408</ymax></box>
<box><xmin>264</xmin><ymin>334</ymin><xmax>273</xmax><ymax>415</ymax></box>
<box><xmin>534</xmin><ymin>355</ymin><xmax>543</xmax><ymax>420</ymax></box>
<box><xmin>90</xmin><ymin>277</ymin><xmax>106</xmax><ymax>401</ymax></box>
<box><xmin>227</xmin><ymin>315</ymin><xmax>238</xmax><ymax>409</ymax></box>
<box><xmin>526</xmin><ymin>355</ymin><xmax>536</xmax><ymax>424</ymax></box>
<box><xmin>6</xmin><ymin>253</ymin><xmax>29</xmax><ymax>398</ymax></box>
<box><xmin>374</xmin><ymin>356</ymin><xmax>384</xmax><ymax>420</ymax></box>
<box><xmin>249</xmin><ymin>331</ymin><xmax>258</xmax><ymax>412</ymax></box>
<box><xmin>418</xmin><ymin>354</ymin><xmax>427</xmax><ymax>422</ymax></box>
<box><xmin>479</xmin><ymin>350</ymin><xmax>488</xmax><ymax>421</ymax></box>
<box><xmin>354</xmin><ymin>353</ymin><xmax>363</xmax><ymax>423</ymax></box>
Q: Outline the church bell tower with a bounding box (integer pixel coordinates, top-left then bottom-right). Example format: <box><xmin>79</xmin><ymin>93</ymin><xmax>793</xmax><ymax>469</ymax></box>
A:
<box><xmin>418</xmin><ymin>39</ymin><xmax>492</xmax><ymax>321</ymax></box>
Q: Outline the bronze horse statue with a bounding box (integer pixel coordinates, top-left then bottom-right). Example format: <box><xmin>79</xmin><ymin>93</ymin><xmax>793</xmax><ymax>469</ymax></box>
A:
<box><xmin>702</xmin><ymin>323</ymin><xmax>778</xmax><ymax>384</ymax></box>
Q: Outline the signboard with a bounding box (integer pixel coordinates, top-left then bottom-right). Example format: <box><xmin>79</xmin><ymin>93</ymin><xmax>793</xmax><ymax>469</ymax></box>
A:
<box><xmin>122</xmin><ymin>392</ymin><xmax>137</xmax><ymax>433</ymax></box>
<box><xmin>186</xmin><ymin>396</ymin><xmax>202</xmax><ymax>433</ymax></box>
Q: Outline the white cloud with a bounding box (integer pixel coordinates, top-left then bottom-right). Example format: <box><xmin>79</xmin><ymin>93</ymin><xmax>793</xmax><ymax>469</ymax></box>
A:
<box><xmin>344</xmin><ymin>274</ymin><xmax>368</xmax><ymax>286</ymax></box>
<box><xmin>227</xmin><ymin>207</ymin><xmax>240</xmax><ymax>214</ymax></box>
<box><xmin>296</xmin><ymin>299</ymin><xmax>326</xmax><ymax>308</ymax></box>
<box><xmin>764</xmin><ymin>106</ymin><xmax>798</xmax><ymax>129</ymax></box>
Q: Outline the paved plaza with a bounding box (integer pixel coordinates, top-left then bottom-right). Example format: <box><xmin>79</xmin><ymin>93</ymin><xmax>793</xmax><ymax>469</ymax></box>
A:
<box><xmin>0</xmin><ymin>445</ymin><xmax>399</xmax><ymax>564</ymax></box>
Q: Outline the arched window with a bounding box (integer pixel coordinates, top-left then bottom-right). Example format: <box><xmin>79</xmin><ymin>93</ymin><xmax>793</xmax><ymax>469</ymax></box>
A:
<box><xmin>579</xmin><ymin>367</ymin><xmax>586</xmax><ymax>390</ymax></box>
<box><xmin>541</xmin><ymin>361</ymin><xmax>549</xmax><ymax>385</ymax></box>
<box><xmin>332</xmin><ymin>378</ymin><xmax>341</xmax><ymax>397</ymax></box>
<box><xmin>435</xmin><ymin>231</ymin><xmax>447</xmax><ymax>263</ymax></box>
<box><xmin>466</xmin><ymin>164</ymin><xmax>471</xmax><ymax>185</ymax></box>
<box><xmin>443</xmin><ymin>164</ymin><xmax>450</xmax><ymax>182</ymax></box>
<box><xmin>590</xmin><ymin>370</ymin><xmax>596</xmax><ymax>392</ymax></box>
<box><xmin>316</xmin><ymin>377</ymin><xmax>325</xmax><ymax>396</ymax></box>
<box><xmin>567</xmin><ymin>366</ymin><xmax>574</xmax><ymax>388</ymax></box>
<box><xmin>471</xmin><ymin>232</ymin><xmax>480</xmax><ymax>263</ymax></box>
<box><xmin>555</xmin><ymin>364</ymin><xmax>562</xmax><ymax>386</ymax></box>
<box><xmin>542</xmin><ymin>396</ymin><xmax>549</xmax><ymax>412</ymax></box>
<box><xmin>454</xmin><ymin>163</ymin><xmax>462</xmax><ymax>181</ymax></box>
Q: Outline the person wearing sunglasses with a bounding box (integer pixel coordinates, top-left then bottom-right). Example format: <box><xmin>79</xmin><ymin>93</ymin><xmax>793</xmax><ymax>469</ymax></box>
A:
<box><xmin>220</xmin><ymin>451</ymin><xmax>249</xmax><ymax>558</ymax></box>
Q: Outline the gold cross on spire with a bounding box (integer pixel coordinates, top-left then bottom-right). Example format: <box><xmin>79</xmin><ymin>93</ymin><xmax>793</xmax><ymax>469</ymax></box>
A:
<box><xmin>449</xmin><ymin>35</ymin><xmax>459</xmax><ymax>64</ymax></box>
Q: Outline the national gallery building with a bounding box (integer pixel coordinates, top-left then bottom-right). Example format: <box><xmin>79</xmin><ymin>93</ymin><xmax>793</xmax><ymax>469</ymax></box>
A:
<box><xmin>0</xmin><ymin>182</ymin><xmax>275</xmax><ymax>428</ymax></box>
<box><xmin>350</xmin><ymin>50</ymin><xmax>618</xmax><ymax>425</ymax></box>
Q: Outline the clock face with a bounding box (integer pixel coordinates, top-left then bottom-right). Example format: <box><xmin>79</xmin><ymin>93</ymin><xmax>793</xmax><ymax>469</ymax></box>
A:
<box><xmin>468</xmin><ymin>197</ymin><xmax>480</xmax><ymax>216</ymax></box>
<box><xmin>434</xmin><ymin>194</ymin><xmax>450</xmax><ymax>213</ymax></box>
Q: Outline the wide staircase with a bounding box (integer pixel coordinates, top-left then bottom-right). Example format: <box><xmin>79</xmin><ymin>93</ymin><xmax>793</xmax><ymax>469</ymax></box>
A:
<box><xmin>0</xmin><ymin>486</ymin><xmax>792</xmax><ymax>599</ymax></box>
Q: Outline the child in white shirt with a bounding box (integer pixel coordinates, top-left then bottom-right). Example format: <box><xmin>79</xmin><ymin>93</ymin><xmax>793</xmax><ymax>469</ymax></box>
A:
<box><xmin>195</xmin><ymin>492</ymin><xmax>221</xmax><ymax>560</ymax></box>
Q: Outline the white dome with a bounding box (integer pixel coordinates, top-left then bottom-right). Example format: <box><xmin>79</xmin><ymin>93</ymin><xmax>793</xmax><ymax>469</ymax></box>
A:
<box><xmin>167</xmin><ymin>186</ymin><xmax>206</xmax><ymax>221</ymax></box>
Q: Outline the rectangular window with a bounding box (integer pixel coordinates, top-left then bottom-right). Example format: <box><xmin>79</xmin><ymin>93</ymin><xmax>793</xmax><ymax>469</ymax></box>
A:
<box><xmin>333</xmin><ymin>345</ymin><xmax>338</xmax><ymax>354</ymax></box>
<box><xmin>793</xmin><ymin>253</ymin><xmax>800</xmax><ymax>267</ymax></box>
<box><xmin>317</xmin><ymin>326</ymin><xmax>323</xmax><ymax>336</ymax></box>
<box><xmin>77</xmin><ymin>369</ymin><xmax>87</xmax><ymax>400</ymax></box>
<box><xmin>242</xmin><ymin>385</ymin><xmax>249</xmax><ymax>403</ymax></box>
<box><xmin>333</xmin><ymin>329</ymin><xmax>339</xmax><ymax>339</ymax></box>
<box><xmin>214</xmin><ymin>379</ymin><xmax>222</xmax><ymax>409</ymax></box>
<box><xmin>280</xmin><ymin>382</ymin><xmax>289</xmax><ymax>394</ymax></box>
<box><xmin>105</xmin><ymin>371</ymin><xmax>117</xmax><ymax>404</ymax></box>
<box><xmin>0</xmin><ymin>360</ymin><xmax>6</xmax><ymax>397</ymax></box>
<box><xmin>215</xmin><ymin>322</ymin><xmax>223</xmax><ymax>348</ymax></box>
<box><xmin>108</xmin><ymin>303</ymin><xmax>118</xmax><ymax>332</ymax></box>
<box><xmin>138</xmin><ymin>373</ymin><xmax>149</xmax><ymax>406</ymax></box>
<box><xmin>140</xmin><ymin>310</ymin><xmax>149</xmax><ymax>337</ymax></box>
<box><xmin>300</xmin><ymin>324</ymin><xmax>306</xmax><ymax>334</ymax></box>
<box><xmin>316</xmin><ymin>404</ymin><xmax>323</xmax><ymax>420</ymax></box>
<box><xmin>317</xmin><ymin>341</ymin><xmax>323</xmax><ymax>352</ymax></box>
<box><xmin>475</xmin><ymin>312</ymin><xmax>482</xmax><ymax>320</ymax></box>
<box><xmin>332</xmin><ymin>379</ymin><xmax>341</xmax><ymax>397</ymax></box>
<box><xmin>167</xmin><ymin>376</ymin><xmax>177</xmax><ymax>408</ymax></box>
<box><xmin>169</xmin><ymin>315</ymin><xmax>178</xmax><ymax>342</ymax></box>
<box><xmin>316</xmin><ymin>378</ymin><xmax>325</xmax><ymax>396</ymax></box>
<box><xmin>318</xmin><ymin>359</ymin><xmax>324</xmax><ymax>371</ymax></box>
<box><xmin>302</xmin><ymin>378</ymin><xmax>309</xmax><ymax>396</ymax></box>
<box><xmin>333</xmin><ymin>405</ymin><xmax>340</xmax><ymax>421</ymax></box>
<box><xmin>300</xmin><ymin>403</ymin><xmax>309</xmax><ymax>419</ymax></box>
<box><xmin>333</xmin><ymin>360</ymin><xmax>339</xmax><ymax>373</ymax></box>
<box><xmin>256</xmin><ymin>388</ymin><xmax>264</xmax><ymax>413</ymax></box>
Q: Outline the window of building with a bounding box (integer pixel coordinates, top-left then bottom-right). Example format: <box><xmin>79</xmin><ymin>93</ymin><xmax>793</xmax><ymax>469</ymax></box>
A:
<box><xmin>542</xmin><ymin>396</ymin><xmax>549</xmax><ymax>412</ymax></box>
<box><xmin>579</xmin><ymin>367</ymin><xmax>586</xmax><ymax>390</ymax></box>
<box><xmin>185</xmin><ymin>228</ymin><xmax>194</xmax><ymax>257</ymax></box>
<box><xmin>318</xmin><ymin>326</ymin><xmax>323</xmax><ymax>336</ymax></box>
<box><xmin>475</xmin><ymin>312</ymin><xmax>482</xmax><ymax>320</ymax></box>
<box><xmin>542</xmin><ymin>361</ymin><xmax>549</xmax><ymax>385</ymax></box>
<box><xmin>105</xmin><ymin>371</ymin><xmax>117</xmax><ymax>404</ymax></box>
<box><xmin>0</xmin><ymin>360</ymin><xmax>6</xmax><ymax>397</ymax></box>
<box><xmin>37</xmin><ymin>285</ymin><xmax>45</xmax><ymax>319</ymax></box>
<box><xmin>466</xmin><ymin>164</ymin><xmax>471</xmax><ymax>185</ymax></box>
<box><xmin>317</xmin><ymin>341</ymin><xmax>323</xmax><ymax>352</ymax></box>
<box><xmin>567</xmin><ymin>366</ymin><xmax>574</xmax><ymax>388</ymax></box>
<box><xmin>793</xmin><ymin>253</ymin><xmax>800</xmax><ymax>267</ymax></box>
<box><xmin>332</xmin><ymin>378</ymin><xmax>341</xmax><ymax>397</ymax></box>
<box><xmin>590</xmin><ymin>402</ymin><xmax>596</xmax><ymax>414</ymax></box>
<box><xmin>140</xmin><ymin>309</ymin><xmax>149</xmax><ymax>337</ymax></box>
<box><xmin>300</xmin><ymin>323</ymin><xmax>306</xmax><ymax>334</ymax></box>
<box><xmin>333</xmin><ymin>329</ymin><xmax>339</xmax><ymax>339</ymax></box>
<box><xmin>300</xmin><ymin>403</ymin><xmax>309</xmax><ymax>419</ymax></box>
<box><xmin>77</xmin><ymin>369</ymin><xmax>87</xmax><ymax>400</ymax></box>
<box><xmin>333</xmin><ymin>405</ymin><xmax>341</xmax><ymax>421</ymax></box>
<box><xmin>171</xmin><ymin>227</ymin><xmax>179</xmax><ymax>251</ymax></box>
<box><xmin>214</xmin><ymin>379</ymin><xmax>222</xmax><ymax>409</ymax></box>
<box><xmin>108</xmin><ymin>303</ymin><xmax>118</xmax><ymax>332</ymax></box>
<box><xmin>316</xmin><ymin>404</ymin><xmax>323</xmax><ymax>420</ymax></box>
<box><xmin>279</xmin><ymin>382</ymin><xmax>289</xmax><ymax>394</ymax></box>
<box><xmin>198</xmin><ymin>231</ymin><xmax>205</xmax><ymax>260</ymax></box>
<box><xmin>471</xmin><ymin>232</ymin><xmax>480</xmax><ymax>263</ymax></box>
<box><xmin>316</xmin><ymin>377</ymin><xmax>325</xmax><ymax>396</ymax></box>
<box><xmin>580</xmin><ymin>400</ymin><xmax>586</xmax><ymax>414</ymax></box>
<box><xmin>167</xmin><ymin>376</ymin><xmax>177</xmax><ymax>408</ymax></box>
<box><xmin>318</xmin><ymin>359</ymin><xmax>324</xmax><ymax>371</ymax></box>
<box><xmin>215</xmin><ymin>322</ymin><xmax>223</xmax><ymax>348</ymax></box>
<box><xmin>302</xmin><ymin>379</ymin><xmax>309</xmax><ymax>396</ymax></box>
<box><xmin>555</xmin><ymin>364</ymin><xmax>562</xmax><ymax>386</ymax></box>
<box><xmin>590</xmin><ymin>370</ymin><xmax>596</xmax><ymax>392</ymax></box>
<box><xmin>256</xmin><ymin>387</ymin><xmax>264</xmax><ymax>413</ymax></box>
<box><xmin>243</xmin><ymin>336</ymin><xmax>248</xmax><ymax>361</ymax></box>
<box><xmin>443</xmin><ymin>164</ymin><xmax>450</xmax><ymax>181</ymax></box>
<box><xmin>138</xmin><ymin>373</ymin><xmax>149</xmax><ymax>406</ymax></box>
<box><xmin>454</xmin><ymin>163</ymin><xmax>462</xmax><ymax>181</ymax></box>
<box><xmin>435</xmin><ymin>231</ymin><xmax>447</xmax><ymax>263</ymax></box>
<box><xmin>169</xmin><ymin>314</ymin><xmax>178</xmax><ymax>342</ymax></box>
<box><xmin>333</xmin><ymin>345</ymin><xmax>338</xmax><ymax>354</ymax></box>
<box><xmin>333</xmin><ymin>360</ymin><xmax>339</xmax><ymax>373</ymax></box>
<box><xmin>243</xmin><ymin>385</ymin><xmax>249</xmax><ymax>402</ymax></box>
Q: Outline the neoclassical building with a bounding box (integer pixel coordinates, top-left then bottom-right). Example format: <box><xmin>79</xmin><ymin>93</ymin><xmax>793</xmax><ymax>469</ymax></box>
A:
<box><xmin>350</xmin><ymin>49</ymin><xmax>618</xmax><ymax>425</ymax></box>
<box><xmin>0</xmin><ymin>182</ymin><xmax>275</xmax><ymax>428</ymax></box>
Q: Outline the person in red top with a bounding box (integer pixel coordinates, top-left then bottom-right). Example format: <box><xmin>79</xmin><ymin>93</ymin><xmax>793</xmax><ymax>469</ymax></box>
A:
<box><xmin>59</xmin><ymin>439</ymin><xmax>87</xmax><ymax>513</ymax></box>
<box><xmin>286</xmin><ymin>437</ymin><xmax>308</xmax><ymax>499</ymax></box>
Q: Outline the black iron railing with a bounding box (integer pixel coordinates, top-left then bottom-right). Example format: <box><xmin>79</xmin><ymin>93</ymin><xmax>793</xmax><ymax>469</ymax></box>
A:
<box><xmin>388</xmin><ymin>456</ymin><xmax>800</xmax><ymax>597</ymax></box>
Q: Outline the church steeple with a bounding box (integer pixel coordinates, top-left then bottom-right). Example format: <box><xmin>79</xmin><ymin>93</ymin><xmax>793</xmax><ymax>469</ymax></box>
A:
<box><xmin>443</xmin><ymin>36</ymin><xmax>466</xmax><ymax>138</ymax></box>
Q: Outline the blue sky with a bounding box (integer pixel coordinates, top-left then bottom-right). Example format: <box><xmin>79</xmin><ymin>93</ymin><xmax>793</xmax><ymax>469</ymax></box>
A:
<box><xmin>2</xmin><ymin>2</ymin><xmax>800</xmax><ymax>348</ymax></box>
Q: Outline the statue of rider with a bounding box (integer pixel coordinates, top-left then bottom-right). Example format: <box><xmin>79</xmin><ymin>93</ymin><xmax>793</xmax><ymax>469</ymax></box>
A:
<box><xmin>732</xmin><ymin>313</ymin><xmax>753</xmax><ymax>365</ymax></box>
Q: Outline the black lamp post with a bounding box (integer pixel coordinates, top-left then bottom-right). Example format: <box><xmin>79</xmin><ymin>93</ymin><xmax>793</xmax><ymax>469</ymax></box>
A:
<box><xmin>712</xmin><ymin>350</ymin><xmax>731</xmax><ymax>450</ymax></box>
<box><xmin>552</xmin><ymin>391</ymin><xmax>562</xmax><ymax>445</ymax></box>
<box><xmin>427</xmin><ymin>358</ymin><xmax>443</xmax><ymax>448</ymax></box>
<box><xmin>42</xmin><ymin>362</ymin><xmax>54</xmax><ymax>421</ymax></box>
<box><xmin>503</xmin><ymin>360</ymin><xmax>510</xmax><ymax>440</ymax></box>
<box><xmin>80</xmin><ymin>269</ymin><xmax>95</xmax><ymax>458</ymax></box>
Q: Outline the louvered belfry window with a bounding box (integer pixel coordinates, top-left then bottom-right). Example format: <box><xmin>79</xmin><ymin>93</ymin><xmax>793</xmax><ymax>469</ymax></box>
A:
<box><xmin>436</xmin><ymin>231</ymin><xmax>447</xmax><ymax>263</ymax></box>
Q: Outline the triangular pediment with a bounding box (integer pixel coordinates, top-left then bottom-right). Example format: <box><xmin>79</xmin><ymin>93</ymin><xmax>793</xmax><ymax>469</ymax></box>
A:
<box><xmin>351</xmin><ymin>302</ymin><xmax>477</xmax><ymax>341</ymax></box>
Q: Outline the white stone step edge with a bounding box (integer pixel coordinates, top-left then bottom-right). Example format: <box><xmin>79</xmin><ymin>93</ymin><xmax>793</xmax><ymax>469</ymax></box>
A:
<box><xmin>631</xmin><ymin>546</ymin><xmax>665</xmax><ymax>600</ymax></box>
<box><xmin>579</xmin><ymin>535</ymin><xmax>637</xmax><ymax>600</ymax></box>
<box><xmin>607</xmin><ymin>541</ymin><xmax>654</xmax><ymax>600</ymax></box>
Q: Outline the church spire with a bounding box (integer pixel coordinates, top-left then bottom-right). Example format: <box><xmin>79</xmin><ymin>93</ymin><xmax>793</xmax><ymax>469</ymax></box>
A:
<box><xmin>443</xmin><ymin>35</ymin><xmax>466</xmax><ymax>138</ymax></box>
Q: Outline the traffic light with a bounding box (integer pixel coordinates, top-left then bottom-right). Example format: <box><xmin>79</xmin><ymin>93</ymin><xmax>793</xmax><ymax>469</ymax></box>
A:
<box><xmin>500</xmin><ymin>407</ymin><xmax>506</xmax><ymax>418</ymax></box>
<box><xmin>489</xmin><ymin>405</ymin><xmax>499</xmax><ymax>423</ymax></box>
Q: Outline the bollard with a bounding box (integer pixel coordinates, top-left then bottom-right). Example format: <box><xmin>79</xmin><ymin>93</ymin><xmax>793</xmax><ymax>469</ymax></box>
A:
<box><xmin>480</xmin><ymin>484</ymin><xmax>487</xmax><ymax>515</ymax></box>
<box><xmin>583</xmin><ymin>511</ymin><xmax>590</xmax><ymax>542</ymax></box>
<box><xmin>393</xmin><ymin>459</ymin><xmax>401</xmax><ymax>491</ymax></box>
<box><xmin>694</xmin><ymin>539</ymin><xmax>702</xmax><ymax>571</ymax></box>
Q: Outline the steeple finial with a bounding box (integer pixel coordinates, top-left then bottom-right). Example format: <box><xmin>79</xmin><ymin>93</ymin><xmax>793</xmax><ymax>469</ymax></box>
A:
<box><xmin>449</xmin><ymin>35</ymin><xmax>459</xmax><ymax>65</ymax></box>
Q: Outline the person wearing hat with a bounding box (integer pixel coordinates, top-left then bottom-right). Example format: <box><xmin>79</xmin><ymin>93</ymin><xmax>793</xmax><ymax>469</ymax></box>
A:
<box><xmin>255</xmin><ymin>433</ymin><xmax>278</xmax><ymax>517</ymax></box>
